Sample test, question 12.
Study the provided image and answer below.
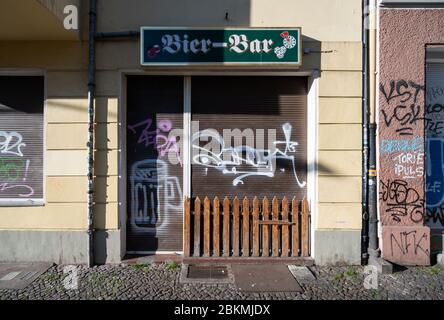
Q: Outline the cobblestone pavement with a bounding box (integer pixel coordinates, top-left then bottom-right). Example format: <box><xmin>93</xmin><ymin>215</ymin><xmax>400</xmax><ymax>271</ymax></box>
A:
<box><xmin>0</xmin><ymin>263</ymin><xmax>443</xmax><ymax>300</ymax></box>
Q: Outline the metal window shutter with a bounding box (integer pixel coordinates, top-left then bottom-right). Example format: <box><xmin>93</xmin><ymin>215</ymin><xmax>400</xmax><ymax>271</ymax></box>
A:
<box><xmin>0</xmin><ymin>76</ymin><xmax>44</xmax><ymax>200</ymax></box>
<box><xmin>426</xmin><ymin>63</ymin><xmax>444</xmax><ymax>106</ymax></box>
<box><xmin>191</xmin><ymin>76</ymin><xmax>308</xmax><ymax>200</ymax></box>
<box><xmin>425</xmin><ymin>62</ymin><xmax>444</xmax><ymax>229</ymax></box>
<box><xmin>126</xmin><ymin>76</ymin><xmax>184</xmax><ymax>252</ymax></box>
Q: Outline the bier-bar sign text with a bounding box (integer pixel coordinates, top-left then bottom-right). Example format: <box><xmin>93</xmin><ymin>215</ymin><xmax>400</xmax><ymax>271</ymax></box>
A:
<box><xmin>140</xmin><ymin>27</ymin><xmax>301</xmax><ymax>66</ymax></box>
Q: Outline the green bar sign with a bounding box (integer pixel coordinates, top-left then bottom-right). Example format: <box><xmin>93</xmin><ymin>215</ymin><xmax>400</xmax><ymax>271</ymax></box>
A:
<box><xmin>140</xmin><ymin>27</ymin><xmax>301</xmax><ymax>66</ymax></box>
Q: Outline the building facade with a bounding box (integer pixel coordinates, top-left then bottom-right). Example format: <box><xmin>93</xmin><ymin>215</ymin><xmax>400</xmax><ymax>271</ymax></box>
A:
<box><xmin>378</xmin><ymin>0</ymin><xmax>444</xmax><ymax>265</ymax></box>
<box><xmin>1</xmin><ymin>0</ymin><xmax>364</xmax><ymax>265</ymax></box>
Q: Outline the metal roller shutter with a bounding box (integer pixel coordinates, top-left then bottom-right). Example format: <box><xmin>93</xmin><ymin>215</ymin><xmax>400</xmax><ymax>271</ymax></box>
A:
<box><xmin>191</xmin><ymin>76</ymin><xmax>307</xmax><ymax>200</ymax></box>
<box><xmin>0</xmin><ymin>76</ymin><xmax>44</xmax><ymax>201</ymax></box>
<box><xmin>126</xmin><ymin>76</ymin><xmax>184</xmax><ymax>252</ymax></box>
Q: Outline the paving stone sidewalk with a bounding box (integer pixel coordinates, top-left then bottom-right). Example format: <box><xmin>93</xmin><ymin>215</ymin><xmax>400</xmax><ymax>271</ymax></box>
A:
<box><xmin>0</xmin><ymin>263</ymin><xmax>443</xmax><ymax>300</ymax></box>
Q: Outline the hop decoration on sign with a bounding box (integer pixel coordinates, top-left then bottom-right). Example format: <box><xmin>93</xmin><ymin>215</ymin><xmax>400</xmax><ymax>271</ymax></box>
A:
<box><xmin>274</xmin><ymin>31</ymin><xmax>296</xmax><ymax>59</ymax></box>
<box><xmin>148</xmin><ymin>45</ymin><xmax>160</xmax><ymax>58</ymax></box>
<box><xmin>281</xmin><ymin>31</ymin><xmax>296</xmax><ymax>49</ymax></box>
<box><xmin>274</xmin><ymin>46</ymin><xmax>287</xmax><ymax>59</ymax></box>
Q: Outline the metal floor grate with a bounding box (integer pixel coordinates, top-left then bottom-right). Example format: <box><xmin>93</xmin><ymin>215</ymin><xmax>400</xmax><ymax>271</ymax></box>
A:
<box><xmin>187</xmin><ymin>265</ymin><xmax>228</xmax><ymax>279</ymax></box>
<box><xmin>180</xmin><ymin>264</ymin><xmax>234</xmax><ymax>284</ymax></box>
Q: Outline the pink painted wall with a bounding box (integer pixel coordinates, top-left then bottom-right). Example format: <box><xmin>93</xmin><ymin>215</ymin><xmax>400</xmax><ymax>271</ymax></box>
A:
<box><xmin>379</xmin><ymin>9</ymin><xmax>444</xmax><ymax>265</ymax></box>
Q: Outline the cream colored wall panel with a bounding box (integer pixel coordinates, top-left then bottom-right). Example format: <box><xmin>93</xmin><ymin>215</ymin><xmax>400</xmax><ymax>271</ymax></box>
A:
<box><xmin>47</xmin><ymin>176</ymin><xmax>117</xmax><ymax>204</ymax></box>
<box><xmin>46</xmin><ymin>150</ymin><xmax>87</xmax><ymax>176</ymax></box>
<box><xmin>96</xmin><ymin>41</ymin><xmax>139</xmax><ymax>71</ymax></box>
<box><xmin>47</xmin><ymin>99</ymin><xmax>88</xmax><ymax>123</ymax></box>
<box><xmin>0</xmin><ymin>41</ymin><xmax>86</xmax><ymax>69</ymax></box>
<box><xmin>47</xmin><ymin>176</ymin><xmax>87</xmax><ymax>203</ymax></box>
<box><xmin>96</xmin><ymin>123</ymin><xmax>119</xmax><ymax>150</ymax></box>
<box><xmin>319</xmin><ymin>71</ymin><xmax>362</xmax><ymax>97</ymax></box>
<box><xmin>0</xmin><ymin>1</ymin><xmax>80</xmax><ymax>41</ymax></box>
<box><xmin>96</xmin><ymin>71</ymin><xmax>120</xmax><ymax>97</ymax></box>
<box><xmin>47</xmin><ymin>71</ymin><xmax>88</xmax><ymax>98</ymax></box>
<box><xmin>46</xmin><ymin>124</ymin><xmax>88</xmax><ymax>150</ymax></box>
<box><xmin>95</xmin><ymin>150</ymin><xmax>119</xmax><ymax>176</ymax></box>
<box><xmin>320</xmin><ymin>42</ymin><xmax>362</xmax><ymax>71</ymax></box>
<box><xmin>46</xmin><ymin>98</ymin><xmax>118</xmax><ymax>123</ymax></box>
<box><xmin>250</xmin><ymin>0</ymin><xmax>360</xmax><ymax>41</ymax></box>
<box><xmin>96</xmin><ymin>0</ymin><xmax>252</xmax><ymax>31</ymax></box>
<box><xmin>317</xmin><ymin>203</ymin><xmax>362</xmax><ymax>230</ymax></box>
<box><xmin>97</xmin><ymin>0</ymin><xmax>361</xmax><ymax>42</ymax></box>
<box><xmin>319</xmin><ymin>98</ymin><xmax>361</xmax><ymax>124</ymax></box>
<box><xmin>299</xmin><ymin>42</ymin><xmax>361</xmax><ymax>72</ymax></box>
<box><xmin>318</xmin><ymin>151</ymin><xmax>361</xmax><ymax>176</ymax></box>
<box><xmin>46</xmin><ymin>151</ymin><xmax>117</xmax><ymax>176</ymax></box>
<box><xmin>319</xmin><ymin>124</ymin><xmax>361</xmax><ymax>150</ymax></box>
<box><xmin>95</xmin><ymin>97</ymin><xmax>119</xmax><ymax>123</ymax></box>
<box><xmin>95</xmin><ymin>176</ymin><xmax>119</xmax><ymax>204</ymax></box>
<box><xmin>318</xmin><ymin>176</ymin><xmax>361</xmax><ymax>203</ymax></box>
<box><xmin>0</xmin><ymin>203</ymin><xmax>86</xmax><ymax>229</ymax></box>
<box><xmin>94</xmin><ymin>202</ymin><xmax>119</xmax><ymax>230</ymax></box>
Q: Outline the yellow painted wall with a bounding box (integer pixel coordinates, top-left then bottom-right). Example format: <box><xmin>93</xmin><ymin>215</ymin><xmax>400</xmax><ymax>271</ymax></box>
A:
<box><xmin>317</xmin><ymin>70</ymin><xmax>362</xmax><ymax>230</ymax></box>
<box><xmin>0</xmin><ymin>0</ymin><xmax>362</xmax><ymax>235</ymax></box>
<box><xmin>0</xmin><ymin>0</ymin><xmax>80</xmax><ymax>40</ymax></box>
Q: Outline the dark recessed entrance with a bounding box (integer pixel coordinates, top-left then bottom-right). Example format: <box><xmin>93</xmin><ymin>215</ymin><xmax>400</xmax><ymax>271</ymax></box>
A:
<box><xmin>126</xmin><ymin>75</ymin><xmax>308</xmax><ymax>255</ymax></box>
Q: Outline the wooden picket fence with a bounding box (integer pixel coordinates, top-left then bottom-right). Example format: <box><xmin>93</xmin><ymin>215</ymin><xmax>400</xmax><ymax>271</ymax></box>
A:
<box><xmin>184</xmin><ymin>196</ymin><xmax>310</xmax><ymax>258</ymax></box>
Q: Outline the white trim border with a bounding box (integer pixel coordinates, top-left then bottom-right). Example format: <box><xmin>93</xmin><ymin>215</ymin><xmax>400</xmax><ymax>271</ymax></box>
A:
<box><xmin>0</xmin><ymin>69</ymin><xmax>46</xmax><ymax>207</ymax></box>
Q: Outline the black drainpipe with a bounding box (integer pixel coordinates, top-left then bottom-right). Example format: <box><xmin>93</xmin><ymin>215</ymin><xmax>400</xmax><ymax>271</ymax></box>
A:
<box><xmin>368</xmin><ymin>123</ymin><xmax>379</xmax><ymax>258</ymax></box>
<box><xmin>87</xmin><ymin>0</ymin><xmax>97</xmax><ymax>267</ymax></box>
<box><xmin>95</xmin><ymin>31</ymin><xmax>140</xmax><ymax>39</ymax></box>
<box><xmin>367</xmin><ymin>0</ymin><xmax>380</xmax><ymax>263</ymax></box>
<box><xmin>361</xmin><ymin>0</ymin><xmax>370</xmax><ymax>265</ymax></box>
<box><xmin>87</xmin><ymin>0</ymin><xmax>142</xmax><ymax>266</ymax></box>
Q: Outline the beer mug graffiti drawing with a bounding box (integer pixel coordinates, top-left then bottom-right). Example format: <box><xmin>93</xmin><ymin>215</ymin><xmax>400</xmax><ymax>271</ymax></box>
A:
<box><xmin>130</xmin><ymin>159</ymin><xmax>182</xmax><ymax>233</ymax></box>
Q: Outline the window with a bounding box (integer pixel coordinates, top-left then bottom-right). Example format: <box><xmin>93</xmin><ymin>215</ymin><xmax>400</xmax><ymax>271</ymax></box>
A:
<box><xmin>0</xmin><ymin>75</ymin><xmax>44</xmax><ymax>205</ymax></box>
<box><xmin>426</xmin><ymin>48</ymin><xmax>444</xmax><ymax>229</ymax></box>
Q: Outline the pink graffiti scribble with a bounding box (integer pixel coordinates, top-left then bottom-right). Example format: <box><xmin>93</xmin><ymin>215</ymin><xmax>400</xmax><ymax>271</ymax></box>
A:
<box><xmin>158</xmin><ymin>119</ymin><xmax>172</xmax><ymax>132</ymax></box>
<box><xmin>128</xmin><ymin>118</ymin><xmax>182</xmax><ymax>166</ymax></box>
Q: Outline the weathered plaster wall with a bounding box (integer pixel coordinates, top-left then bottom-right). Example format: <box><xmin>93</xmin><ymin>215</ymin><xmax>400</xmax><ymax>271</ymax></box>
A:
<box><xmin>379</xmin><ymin>8</ymin><xmax>444</xmax><ymax>265</ymax></box>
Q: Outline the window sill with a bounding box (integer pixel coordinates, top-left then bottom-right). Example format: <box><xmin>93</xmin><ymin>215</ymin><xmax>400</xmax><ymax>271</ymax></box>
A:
<box><xmin>0</xmin><ymin>199</ymin><xmax>45</xmax><ymax>207</ymax></box>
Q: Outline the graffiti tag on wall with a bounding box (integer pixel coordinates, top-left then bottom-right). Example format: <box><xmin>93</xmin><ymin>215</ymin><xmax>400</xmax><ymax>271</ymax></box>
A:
<box><xmin>379</xmin><ymin>78</ymin><xmax>429</xmax><ymax>265</ymax></box>
<box><xmin>127</xmin><ymin>118</ymin><xmax>183</xmax><ymax>235</ymax></box>
<box><xmin>128</xmin><ymin>118</ymin><xmax>182</xmax><ymax>166</ymax></box>
<box><xmin>129</xmin><ymin>159</ymin><xmax>182</xmax><ymax>233</ymax></box>
<box><xmin>380</xmin><ymin>80</ymin><xmax>424</xmax><ymax>136</ymax></box>
<box><xmin>0</xmin><ymin>131</ymin><xmax>33</xmax><ymax>197</ymax></box>
<box><xmin>382</xmin><ymin>226</ymin><xmax>430</xmax><ymax>265</ymax></box>
<box><xmin>379</xmin><ymin>79</ymin><xmax>425</xmax><ymax>224</ymax></box>
<box><xmin>191</xmin><ymin>123</ymin><xmax>306</xmax><ymax>187</ymax></box>
<box><xmin>379</xmin><ymin>179</ymin><xmax>424</xmax><ymax>224</ymax></box>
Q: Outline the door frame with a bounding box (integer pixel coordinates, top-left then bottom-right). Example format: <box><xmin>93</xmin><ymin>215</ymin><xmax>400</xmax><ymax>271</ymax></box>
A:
<box><xmin>119</xmin><ymin>69</ymin><xmax>319</xmax><ymax>257</ymax></box>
